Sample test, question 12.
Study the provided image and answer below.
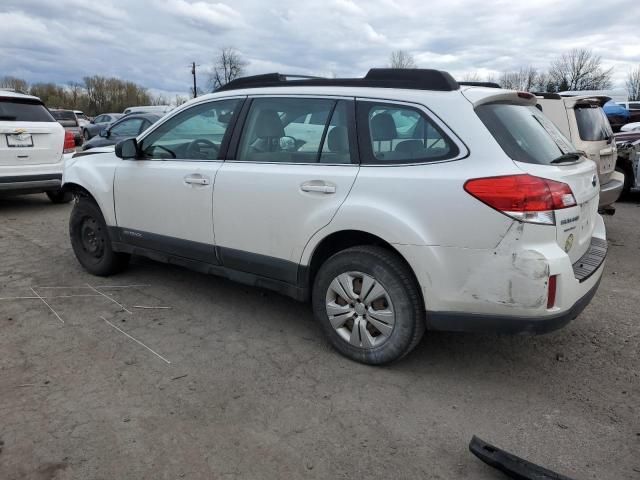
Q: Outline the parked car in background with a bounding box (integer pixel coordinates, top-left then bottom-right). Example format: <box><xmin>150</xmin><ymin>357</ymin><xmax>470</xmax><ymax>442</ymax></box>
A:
<box><xmin>64</xmin><ymin>69</ymin><xmax>607</xmax><ymax>364</ymax></box>
<box><xmin>50</xmin><ymin>109</ymin><xmax>83</xmax><ymax>146</ymax></box>
<box><xmin>0</xmin><ymin>91</ymin><xmax>74</xmax><ymax>203</ymax></box>
<box><xmin>74</xmin><ymin>110</ymin><xmax>91</xmax><ymax>128</ymax></box>
<box><xmin>615</xmin><ymin>130</ymin><xmax>640</xmax><ymax>196</ymax></box>
<box><xmin>602</xmin><ymin>100</ymin><xmax>629</xmax><ymax>131</ymax></box>
<box><xmin>535</xmin><ymin>93</ymin><xmax>624</xmax><ymax>209</ymax></box>
<box><xmin>616</xmin><ymin>101</ymin><xmax>640</xmax><ymax>125</ymax></box>
<box><xmin>123</xmin><ymin>105</ymin><xmax>172</xmax><ymax>115</ymax></box>
<box><xmin>621</xmin><ymin>122</ymin><xmax>640</xmax><ymax>132</ymax></box>
<box><xmin>82</xmin><ymin>113</ymin><xmax>161</xmax><ymax>150</ymax></box>
<box><xmin>82</xmin><ymin>113</ymin><xmax>123</xmax><ymax>141</ymax></box>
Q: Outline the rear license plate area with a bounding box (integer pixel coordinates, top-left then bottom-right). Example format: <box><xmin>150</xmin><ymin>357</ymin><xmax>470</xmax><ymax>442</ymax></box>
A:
<box><xmin>6</xmin><ymin>133</ymin><xmax>33</xmax><ymax>147</ymax></box>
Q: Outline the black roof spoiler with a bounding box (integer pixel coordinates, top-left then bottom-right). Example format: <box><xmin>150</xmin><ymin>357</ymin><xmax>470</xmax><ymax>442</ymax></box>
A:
<box><xmin>458</xmin><ymin>81</ymin><xmax>501</xmax><ymax>88</ymax></box>
<box><xmin>532</xmin><ymin>92</ymin><xmax>562</xmax><ymax>100</ymax></box>
<box><xmin>216</xmin><ymin>68</ymin><xmax>460</xmax><ymax>92</ymax></box>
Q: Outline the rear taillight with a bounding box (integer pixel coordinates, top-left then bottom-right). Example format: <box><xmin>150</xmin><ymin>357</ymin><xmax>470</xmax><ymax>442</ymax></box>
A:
<box><xmin>464</xmin><ymin>174</ymin><xmax>577</xmax><ymax>225</ymax></box>
<box><xmin>63</xmin><ymin>131</ymin><xmax>75</xmax><ymax>153</ymax></box>
<box><xmin>547</xmin><ymin>275</ymin><xmax>557</xmax><ymax>309</ymax></box>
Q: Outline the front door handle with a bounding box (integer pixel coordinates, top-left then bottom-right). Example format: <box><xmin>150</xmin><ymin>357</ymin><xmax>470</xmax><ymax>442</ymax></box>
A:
<box><xmin>184</xmin><ymin>174</ymin><xmax>210</xmax><ymax>186</ymax></box>
<box><xmin>300</xmin><ymin>181</ymin><xmax>336</xmax><ymax>194</ymax></box>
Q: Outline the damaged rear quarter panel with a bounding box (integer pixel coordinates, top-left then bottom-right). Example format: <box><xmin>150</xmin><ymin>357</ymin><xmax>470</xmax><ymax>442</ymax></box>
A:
<box><xmin>462</xmin><ymin>222</ymin><xmax>550</xmax><ymax>309</ymax></box>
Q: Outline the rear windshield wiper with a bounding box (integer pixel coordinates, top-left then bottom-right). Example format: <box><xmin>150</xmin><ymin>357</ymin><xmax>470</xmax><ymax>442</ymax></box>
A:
<box><xmin>0</xmin><ymin>115</ymin><xmax>17</xmax><ymax>120</ymax></box>
<box><xmin>550</xmin><ymin>152</ymin><xmax>582</xmax><ymax>164</ymax></box>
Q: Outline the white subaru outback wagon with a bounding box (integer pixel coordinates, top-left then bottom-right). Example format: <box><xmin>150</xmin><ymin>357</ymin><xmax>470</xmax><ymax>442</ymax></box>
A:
<box><xmin>63</xmin><ymin>69</ymin><xmax>607</xmax><ymax>364</ymax></box>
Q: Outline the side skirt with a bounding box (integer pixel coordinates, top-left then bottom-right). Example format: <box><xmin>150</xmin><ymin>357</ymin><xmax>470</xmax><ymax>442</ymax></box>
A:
<box><xmin>109</xmin><ymin>227</ymin><xmax>309</xmax><ymax>301</ymax></box>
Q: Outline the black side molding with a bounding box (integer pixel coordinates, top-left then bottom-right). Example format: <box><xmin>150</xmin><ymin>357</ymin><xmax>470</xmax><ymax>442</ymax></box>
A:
<box><xmin>469</xmin><ymin>436</ymin><xmax>576</xmax><ymax>480</ymax></box>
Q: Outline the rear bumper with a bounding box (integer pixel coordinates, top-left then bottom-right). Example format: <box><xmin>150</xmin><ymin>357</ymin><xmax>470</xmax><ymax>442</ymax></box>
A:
<box><xmin>0</xmin><ymin>173</ymin><xmax>62</xmax><ymax>194</ymax></box>
<box><xmin>599</xmin><ymin>170</ymin><xmax>625</xmax><ymax>207</ymax></box>
<box><xmin>0</xmin><ymin>159</ymin><xmax>65</xmax><ymax>195</ymax></box>
<box><xmin>427</xmin><ymin>274</ymin><xmax>601</xmax><ymax>334</ymax></box>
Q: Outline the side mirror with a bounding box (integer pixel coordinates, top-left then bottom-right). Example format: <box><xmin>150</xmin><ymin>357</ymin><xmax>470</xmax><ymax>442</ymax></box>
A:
<box><xmin>99</xmin><ymin>129</ymin><xmax>109</xmax><ymax>138</ymax></box>
<box><xmin>115</xmin><ymin>138</ymin><xmax>139</xmax><ymax>159</ymax></box>
<box><xmin>279</xmin><ymin>136</ymin><xmax>297</xmax><ymax>151</ymax></box>
<box><xmin>90</xmin><ymin>119</ymin><xmax>95</xmax><ymax>124</ymax></box>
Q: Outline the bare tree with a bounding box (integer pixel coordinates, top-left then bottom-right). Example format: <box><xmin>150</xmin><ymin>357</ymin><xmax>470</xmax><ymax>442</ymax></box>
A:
<box><xmin>498</xmin><ymin>66</ymin><xmax>539</xmax><ymax>91</ymax></box>
<box><xmin>389</xmin><ymin>50</ymin><xmax>416</xmax><ymax>69</ymax></box>
<box><xmin>548</xmin><ymin>49</ymin><xmax>613</xmax><ymax>91</ymax></box>
<box><xmin>210</xmin><ymin>47</ymin><xmax>248</xmax><ymax>91</ymax></box>
<box><xmin>0</xmin><ymin>76</ymin><xmax>29</xmax><ymax>93</ymax></box>
<box><xmin>626</xmin><ymin>65</ymin><xmax>640</xmax><ymax>101</ymax></box>
<box><xmin>461</xmin><ymin>71</ymin><xmax>481</xmax><ymax>82</ymax></box>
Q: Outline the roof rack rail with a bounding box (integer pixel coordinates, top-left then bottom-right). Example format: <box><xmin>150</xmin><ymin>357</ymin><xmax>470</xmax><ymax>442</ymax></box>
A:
<box><xmin>532</xmin><ymin>92</ymin><xmax>562</xmax><ymax>100</ymax></box>
<box><xmin>458</xmin><ymin>81</ymin><xmax>501</xmax><ymax>89</ymax></box>
<box><xmin>215</xmin><ymin>68</ymin><xmax>459</xmax><ymax>92</ymax></box>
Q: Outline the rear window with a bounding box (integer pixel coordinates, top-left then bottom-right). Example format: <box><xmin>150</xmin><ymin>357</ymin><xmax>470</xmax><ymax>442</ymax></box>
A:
<box><xmin>0</xmin><ymin>98</ymin><xmax>55</xmax><ymax>122</ymax></box>
<box><xmin>574</xmin><ymin>106</ymin><xmax>613</xmax><ymax>141</ymax></box>
<box><xmin>476</xmin><ymin>103</ymin><xmax>575</xmax><ymax>165</ymax></box>
<box><xmin>51</xmin><ymin>110</ymin><xmax>77</xmax><ymax>121</ymax></box>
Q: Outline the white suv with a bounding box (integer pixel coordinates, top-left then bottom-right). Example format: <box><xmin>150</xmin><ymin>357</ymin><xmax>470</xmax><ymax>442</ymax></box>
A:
<box><xmin>63</xmin><ymin>69</ymin><xmax>607</xmax><ymax>364</ymax></box>
<box><xmin>535</xmin><ymin>93</ymin><xmax>624</xmax><ymax>208</ymax></box>
<box><xmin>1</xmin><ymin>91</ymin><xmax>74</xmax><ymax>203</ymax></box>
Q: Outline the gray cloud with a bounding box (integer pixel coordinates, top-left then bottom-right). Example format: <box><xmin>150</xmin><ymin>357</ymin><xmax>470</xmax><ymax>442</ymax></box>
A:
<box><xmin>1</xmin><ymin>0</ymin><xmax>638</xmax><ymax>96</ymax></box>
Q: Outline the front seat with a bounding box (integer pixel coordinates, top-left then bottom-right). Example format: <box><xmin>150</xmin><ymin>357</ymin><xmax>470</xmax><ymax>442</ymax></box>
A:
<box><xmin>370</xmin><ymin>113</ymin><xmax>397</xmax><ymax>152</ymax></box>
<box><xmin>250</xmin><ymin>109</ymin><xmax>285</xmax><ymax>153</ymax></box>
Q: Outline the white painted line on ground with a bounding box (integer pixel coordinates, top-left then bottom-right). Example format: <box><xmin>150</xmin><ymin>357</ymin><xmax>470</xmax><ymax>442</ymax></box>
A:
<box><xmin>34</xmin><ymin>284</ymin><xmax>151</xmax><ymax>289</ymax></box>
<box><xmin>86</xmin><ymin>283</ymin><xmax>132</xmax><ymax>314</ymax></box>
<box><xmin>29</xmin><ymin>287</ymin><xmax>64</xmax><ymax>324</ymax></box>
<box><xmin>132</xmin><ymin>305</ymin><xmax>172</xmax><ymax>310</ymax></box>
<box><xmin>0</xmin><ymin>294</ymin><xmax>102</xmax><ymax>301</ymax></box>
<box><xmin>100</xmin><ymin>316</ymin><xmax>171</xmax><ymax>364</ymax></box>
<box><xmin>98</xmin><ymin>284</ymin><xmax>152</xmax><ymax>289</ymax></box>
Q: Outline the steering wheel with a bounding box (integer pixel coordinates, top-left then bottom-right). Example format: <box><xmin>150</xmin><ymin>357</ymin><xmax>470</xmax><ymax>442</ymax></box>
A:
<box><xmin>186</xmin><ymin>139</ymin><xmax>219</xmax><ymax>159</ymax></box>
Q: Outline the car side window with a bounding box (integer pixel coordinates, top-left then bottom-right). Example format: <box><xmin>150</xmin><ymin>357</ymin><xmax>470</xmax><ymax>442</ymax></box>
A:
<box><xmin>141</xmin><ymin>98</ymin><xmax>241</xmax><ymax>161</ymax></box>
<box><xmin>357</xmin><ymin>101</ymin><xmax>459</xmax><ymax>164</ymax></box>
<box><xmin>110</xmin><ymin>118</ymin><xmax>144</xmax><ymax>137</ymax></box>
<box><xmin>236</xmin><ymin>97</ymin><xmax>337</xmax><ymax>163</ymax></box>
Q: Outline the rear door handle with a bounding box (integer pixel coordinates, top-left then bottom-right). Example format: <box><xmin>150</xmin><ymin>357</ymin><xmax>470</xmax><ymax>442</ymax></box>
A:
<box><xmin>300</xmin><ymin>182</ymin><xmax>336</xmax><ymax>194</ymax></box>
<box><xmin>184</xmin><ymin>174</ymin><xmax>210</xmax><ymax>186</ymax></box>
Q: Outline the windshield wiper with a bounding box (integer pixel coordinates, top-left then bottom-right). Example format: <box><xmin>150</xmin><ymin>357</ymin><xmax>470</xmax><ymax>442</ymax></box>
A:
<box><xmin>550</xmin><ymin>152</ymin><xmax>581</xmax><ymax>164</ymax></box>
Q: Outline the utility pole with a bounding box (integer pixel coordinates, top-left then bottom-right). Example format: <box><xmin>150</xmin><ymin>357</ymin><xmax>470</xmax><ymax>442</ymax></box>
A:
<box><xmin>191</xmin><ymin>61</ymin><xmax>197</xmax><ymax>98</ymax></box>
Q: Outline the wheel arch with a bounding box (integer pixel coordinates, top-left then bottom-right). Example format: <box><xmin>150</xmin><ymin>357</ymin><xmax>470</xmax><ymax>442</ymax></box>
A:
<box><xmin>63</xmin><ymin>181</ymin><xmax>116</xmax><ymax>226</ymax></box>
<box><xmin>302</xmin><ymin>229</ymin><xmax>423</xmax><ymax>305</ymax></box>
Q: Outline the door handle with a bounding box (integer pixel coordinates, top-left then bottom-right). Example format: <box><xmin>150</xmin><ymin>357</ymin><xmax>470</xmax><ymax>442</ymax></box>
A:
<box><xmin>184</xmin><ymin>174</ymin><xmax>210</xmax><ymax>186</ymax></box>
<box><xmin>300</xmin><ymin>182</ymin><xmax>336</xmax><ymax>194</ymax></box>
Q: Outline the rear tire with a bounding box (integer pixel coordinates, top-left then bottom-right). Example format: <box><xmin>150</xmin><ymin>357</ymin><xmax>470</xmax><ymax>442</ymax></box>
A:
<box><xmin>69</xmin><ymin>197</ymin><xmax>130</xmax><ymax>276</ymax></box>
<box><xmin>312</xmin><ymin>245</ymin><xmax>425</xmax><ymax>365</ymax></box>
<box><xmin>46</xmin><ymin>190</ymin><xmax>73</xmax><ymax>204</ymax></box>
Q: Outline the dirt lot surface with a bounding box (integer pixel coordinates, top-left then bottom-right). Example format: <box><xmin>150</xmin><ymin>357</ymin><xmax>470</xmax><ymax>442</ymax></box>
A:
<box><xmin>0</xmin><ymin>194</ymin><xmax>638</xmax><ymax>480</ymax></box>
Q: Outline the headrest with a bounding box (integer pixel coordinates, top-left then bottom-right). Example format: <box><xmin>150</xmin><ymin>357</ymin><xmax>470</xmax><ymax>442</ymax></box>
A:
<box><xmin>253</xmin><ymin>109</ymin><xmax>285</xmax><ymax>138</ymax></box>
<box><xmin>370</xmin><ymin>113</ymin><xmax>397</xmax><ymax>141</ymax></box>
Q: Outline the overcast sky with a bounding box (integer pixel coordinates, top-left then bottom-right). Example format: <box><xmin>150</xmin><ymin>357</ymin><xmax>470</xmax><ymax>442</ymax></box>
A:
<box><xmin>1</xmin><ymin>0</ymin><xmax>639</xmax><ymax>97</ymax></box>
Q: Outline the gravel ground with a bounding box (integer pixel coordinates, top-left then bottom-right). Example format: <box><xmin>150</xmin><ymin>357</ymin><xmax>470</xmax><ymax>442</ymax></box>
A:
<box><xmin>0</xmin><ymin>193</ymin><xmax>638</xmax><ymax>480</ymax></box>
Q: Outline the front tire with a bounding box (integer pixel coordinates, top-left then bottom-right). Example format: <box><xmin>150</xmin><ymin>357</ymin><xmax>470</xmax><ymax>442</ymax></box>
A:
<box><xmin>83</xmin><ymin>129</ymin><xmax>90</xmax><ymax>141</ymax></box>
<box><xmin>46</xmin><ymin>189</ymin><xmax>73</xmax><ymax>204</ymax></box>
<box><xmin>312</xmin><ymin>245</ymin><xmax>425</xmax><ymax>365</ymax></box>
<box><xmin>69</xmin><ymin>197</ymin><xmax>130</xmax><ymax>276</ymax></box>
